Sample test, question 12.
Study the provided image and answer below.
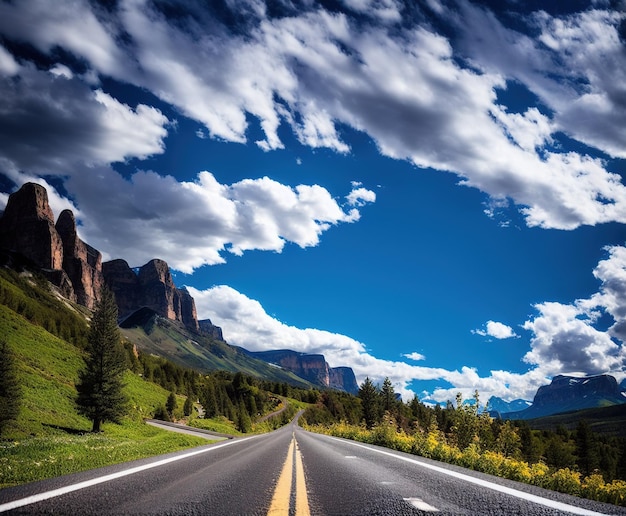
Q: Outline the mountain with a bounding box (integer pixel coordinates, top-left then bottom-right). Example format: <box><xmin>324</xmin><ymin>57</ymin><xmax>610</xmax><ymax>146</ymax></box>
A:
<box><xmin>0</xmin><ymin>183</ymin><xmax>103</xmax><ymax>309</ymax></box>
<box><xmin>247</xmin><ymin>349</ymin><xmax>359</xmax><ymax>394</ymax></box>
<box><xmin>103</xmin><ymin>258</ymin><xmax>199</xmax><ymax>331</ymax></box>
<box><xmin>486</xmin><ymin>396</ymin><xmax>531</xmax><ymax>415</ymax></box>
<box><xmin>119</xmin><ymin>307</ymin><xmax>314</xmax><ymax>387</ymax></box>
<box><xmin>502</xmin><ymin>374</ymin><xmax>626</xmax><ymax>420</ymax></box>
<box><xmin>0</xmin><ymin>183</ymin><xmax>359</xmax><ymax>391</ymax></box>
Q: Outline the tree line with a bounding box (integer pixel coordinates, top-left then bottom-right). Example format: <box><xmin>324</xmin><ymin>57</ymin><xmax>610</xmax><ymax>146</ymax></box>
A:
<box><xmin>0</xmin><ymin>281</ymin><xmax>321</xmax><ymax>436</ymax></box>
<box><xmin>303</xmin><ymin>377</ymin><xmax>626</xmax><ymax>484</ymax></box>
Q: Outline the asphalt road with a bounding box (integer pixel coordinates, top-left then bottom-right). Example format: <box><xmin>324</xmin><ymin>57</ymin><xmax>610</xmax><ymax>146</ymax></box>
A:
<box><xmin>1</xmin><ymin>420</ymin><xmax>626</xmax><ymax>515</ymax></box>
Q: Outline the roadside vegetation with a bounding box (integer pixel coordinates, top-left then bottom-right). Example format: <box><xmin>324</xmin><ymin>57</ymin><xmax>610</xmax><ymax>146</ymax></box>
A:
<box><xmin>0</xmin><ymin>270</ymin><xmax>316</xmax><ymax>488</ymax></box>
<box><xmin>302</xmin><ymin>378</ymin><xmax>626</xmax><ymax>507</ymax></box>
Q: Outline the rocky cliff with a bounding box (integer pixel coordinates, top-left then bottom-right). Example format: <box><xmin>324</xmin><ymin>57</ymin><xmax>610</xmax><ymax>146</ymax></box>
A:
<box><xmin>102</xmin><ymin>258</ymin><xmax>199</xmax><ymax>331</ymax></box>
<box><xmin>56</xmin><ymin>209</ymin><xmax>104</xmax><ymax>309</ymax></box>
<box><xmin>248</xmin><ymin>349</ymin><xmax>358</xmax><ymax>394</ymax></box>
<box><xmin>0</xmin><ymin>183</ymin><xmax>199</xmax><ymax>325</ymax></box>
<box><xmin>199</xmin><ymin>319</ymin><xmax>224</xmax><ymax>340</ymax></box>
<box><xmin>0</xmin><ymin>183</ymin><xmax>102</xmax><ymax>308</ymax></box>
<box><xmin>0</xmin><ymin>183</ymin><xmax>359</xmax><ymax>392</ymax></box>
<box><xmin>329</xmin><ymin>366</ymin><xmax>359</xmax><ymax>394</ymax></box>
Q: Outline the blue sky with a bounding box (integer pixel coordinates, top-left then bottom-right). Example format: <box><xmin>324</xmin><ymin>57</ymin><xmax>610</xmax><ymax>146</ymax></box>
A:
<box><xmin>0</xmin><ymin>0</ymin><xmax>625</xmax><ymax>402</ymax></box>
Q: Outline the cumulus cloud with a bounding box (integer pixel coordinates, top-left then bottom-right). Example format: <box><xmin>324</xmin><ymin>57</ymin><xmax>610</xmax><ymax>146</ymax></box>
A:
<box><xmin>65</xmin><ymin>168</ymin><xmax>374</xmax><ymax>273</ymax></box>
<box><xmin>473</xmin><ymin>320</ymin><xmax>519</xmax><ymax>339</ymax></box>
<box><xmin>187</xmin><ymin>245</ymin><xmax>626</xmax><ymax>402</ymax></box>
<box><xmin>523</xmin><ymin>245</ymin><xmax>626</xmax><ymax>379</ymax></box>
<box><xmin>0</xmin><ymin>64</ymin><xmax>169</xmax><ymax>175</ymax></box>
<box><xmin>187</xmin><ymin>284</ymin><xmax>548</xmax><ymax>402</ymax></box>
<box><xmin>0</xmin><ymin>0</ymin><xmax>623</xmax><ymax>230</ymax></box>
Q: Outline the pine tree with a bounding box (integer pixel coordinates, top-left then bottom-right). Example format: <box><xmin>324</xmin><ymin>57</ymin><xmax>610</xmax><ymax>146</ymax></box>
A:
<box><xmin>183</xmin><ymin>396</ymin><xmax>194</xmax><ymax>417</ymax></box>
<box><xmin>166</xmin><ymin>391</ymin><xmax>177</xmax><ymax>419</ymax></box>
<box><xmin>380</xmin><ymin>377</ymin><xmax>396</xmax><ymax>414</ymax></box>
<box><xmin>359</xmin><ymin>377</ymin><xmax>380</xmax><ymax>429</ymax></box>
<box><xmin>0</xmin><ymin>340</ymin><xmax>21</xmax><ymax>434</ymax></box>
<box><xmin>76</xmin><ymin>288</ymin><xmax>128</xmax><ymax>432</ymax></box>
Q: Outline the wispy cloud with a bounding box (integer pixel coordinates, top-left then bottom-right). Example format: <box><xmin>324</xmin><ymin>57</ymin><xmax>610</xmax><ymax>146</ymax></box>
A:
<box><xmin>1</xmin><ymin>1</ymin><xmax>624</xmax><ymax>230</ymax></box>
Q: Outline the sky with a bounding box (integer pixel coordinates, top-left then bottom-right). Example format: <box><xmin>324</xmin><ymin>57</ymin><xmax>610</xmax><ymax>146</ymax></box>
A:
<box><xmin>0</xmin><ymin>0</ymin><xmax>625</xmax><ymax>403</ymax></box>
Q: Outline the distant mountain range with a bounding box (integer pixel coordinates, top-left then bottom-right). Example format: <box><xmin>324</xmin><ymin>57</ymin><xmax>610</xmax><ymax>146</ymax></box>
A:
<box><xmin>489</xmin><ymin>374</ymin><xmax>626</xmax><ymax>420</ymax></box>
<box><xmin>0</xmin><ymin>183</ymin><xmax>358</xmax><ymax>393</ymax></box>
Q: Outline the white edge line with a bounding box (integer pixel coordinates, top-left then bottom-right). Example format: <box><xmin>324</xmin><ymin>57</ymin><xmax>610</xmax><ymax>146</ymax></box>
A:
<box><xmin>328</xmin><ymin>437</ymin><xmax>614</xmax><ymax>516</ymax></box>
<box><xmin>0</xmin><ymin>436</ymin><xmax>257</xmax><ymax>513</ymax></box>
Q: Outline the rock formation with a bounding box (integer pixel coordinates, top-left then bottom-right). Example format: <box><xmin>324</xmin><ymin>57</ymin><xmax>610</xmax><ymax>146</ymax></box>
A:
<box><xmin>0</xmin><ymin>183</ymin><xmax>102</xmax><ymax>308</ymax></box>
<box><xmin>199</xmin><ymin>319</ymin><xmax>224</xmax><ymax>340</ymax></box>
<box><xmin>103</xmin><ymin>258</ymin><xmax>199</xmax><ymax>331</ymax></box>
<box><xmin>329</xmin><ymin>366</ymin><xmax>359</xmax><ymax>394</ymax></box>
<box><xmin>248</xmin><ymin>349</ymin><xmax>359</xmax><ymax>394</ymax></box>
<box><xmin>0</xmin><ymin>183</ymin><xmax>64</xmax><ymax>271</ymax></box>
<box><xmin>56</xmin><ymin>209</ymin><xmax>103</xmax><ymax>309</ymax></box>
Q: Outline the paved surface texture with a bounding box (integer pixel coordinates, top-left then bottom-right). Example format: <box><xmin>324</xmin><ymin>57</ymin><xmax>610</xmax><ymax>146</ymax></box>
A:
<box><xmin>2</xmin><ymin>420</ymin><xmax>625</xmax><ymax>515</ymax></box>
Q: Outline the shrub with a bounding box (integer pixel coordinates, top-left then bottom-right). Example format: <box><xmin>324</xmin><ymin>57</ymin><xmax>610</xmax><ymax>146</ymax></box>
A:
<box><xmin>549</xmin><ymin>468</ymin><xmax>581</xmax><ymax>496</ymax></box>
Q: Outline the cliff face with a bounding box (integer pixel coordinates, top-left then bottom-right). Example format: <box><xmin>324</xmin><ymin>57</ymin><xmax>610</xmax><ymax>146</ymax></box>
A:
<box><xmin>0</xmin><ymin>183</ymin><xmax>199</xmax><ymax>326</ymax></box>
<box><xmin>199</xmin><ymin>319</ymin><xmax>224</xmax><ymax>340</ymax></box>
<box><xmin>56</xmin><ymin>209</ymin><xmax>103</xmax><ymax>309</ymax></box>
<box><xmin>329</xmin><ymin>367</ymin><xmax>359</xmax><ymax>394</ymax></box>
<box><xmin>0</xmin><ymin>183</ymin><xmax>102</xmax><ymax>308</ymax></box>
<box><xmin>103</xmin><ymin>258</ymin><xmax>199</xmax><ymax>331</ymax></box>
<box><xmin>248</xmin><ymin>349</ymin><xmax>359</xmax><ymax>394</ymax></box>
<box><xmin>0</xmin><ymin>183</ymin><xmax>64</xmax><ymax>271</ymax></box>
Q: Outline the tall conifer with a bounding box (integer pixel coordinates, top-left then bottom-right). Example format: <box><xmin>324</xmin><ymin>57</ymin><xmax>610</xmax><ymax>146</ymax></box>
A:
<box><xmin>76</xmin><ymin>288</ymin><xmax>128</xmax><ymax>432</ymax></box>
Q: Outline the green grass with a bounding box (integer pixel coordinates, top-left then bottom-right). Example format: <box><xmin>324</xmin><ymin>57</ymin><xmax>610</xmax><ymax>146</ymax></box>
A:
<box><xmin>0</xmin><ymin>303</ymin><xmax>209</xmax><ymax>488</ymax></box>
<box><xmin>189</xmin><ymin>416</ymin><xmax>243</xmax><ymax>436</ymax></box>
<box><xmin>0</xmin><ymin>420</ymin><xmax>208</xmax><ymax>488</ymax></box>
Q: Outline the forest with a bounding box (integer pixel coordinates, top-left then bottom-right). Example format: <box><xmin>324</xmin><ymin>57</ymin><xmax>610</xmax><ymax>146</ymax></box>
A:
<box><xmin>301</xmin><ymin>377</ymin><xmax>626</xmax><ymax>505</ymax></box>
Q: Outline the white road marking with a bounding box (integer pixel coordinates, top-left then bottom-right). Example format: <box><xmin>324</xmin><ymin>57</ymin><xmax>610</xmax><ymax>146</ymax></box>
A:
<box><xmin>344</xmin><ymin>455</ymin><xmax>358</xmax><ymax>459</ymax></box>
<box><xmin>328</xmin><ymin>437</ymin><xmax>613</xmax><ymax>516</ymax></box>
<box><xmin>404</xmin><ymin>497</ymin><xmax>440</xmax><ymax>512</ymax></box>
<box><xmin>0</xmin><ymin>436</ymin><xmax>258</xmax><ymax>513</ymax></box>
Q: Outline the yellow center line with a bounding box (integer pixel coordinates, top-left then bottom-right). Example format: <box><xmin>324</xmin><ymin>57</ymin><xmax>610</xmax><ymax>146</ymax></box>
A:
<box><xmin>267</xmin><ymin>434</ymin><xmax>310</xmax><ymax>516</ymax></box>
<box><xmin>294</xmin><ymin>440</ymin><xmax>311</xmax><ymax>516</ymax></box>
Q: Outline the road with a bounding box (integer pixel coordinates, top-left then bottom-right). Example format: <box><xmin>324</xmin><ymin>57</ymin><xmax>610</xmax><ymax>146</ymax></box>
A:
<box><xmin>1</xmin><ymin>420</ymin><xmax>625</xmax><ymax>515</ymax></box>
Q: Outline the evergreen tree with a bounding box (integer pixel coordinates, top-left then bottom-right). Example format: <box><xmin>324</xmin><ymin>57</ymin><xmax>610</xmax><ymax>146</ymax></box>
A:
<box><xmin>0</xmin><ymin>340</ymin><xmax>21</xmax><ymax>434</ymax></box>
<box><xmin>359</xmin><ymin>377</ymin><xmax>380</xmax><ymax>429</ymax></box>
<box><xmin>576</xmin><ymin>420</ymin><xmax>600</xmax><ymax>477</ymax></box>
<box><xmin>183</xmin><ymin>396</ymin><xmax>194</xmax><ymax>417</ymax></box>
<box><xmin>166</xmin><ymin>391</ymin><xmax>177</xmax><ymax>418</ymax></box>
<box><xmin>236</xmin><ymin>400</ymin><xmax>252</xmax><ymax>433</ymax></box>
<box><xmin>76</xmin><ymin>288</ymin><xmax>128</xmax><ymax>432</ymax></box>
<box><xmin>380</xmin><ymin>377</ymin><xmax>396</xmax><ymax>414</ymax></box>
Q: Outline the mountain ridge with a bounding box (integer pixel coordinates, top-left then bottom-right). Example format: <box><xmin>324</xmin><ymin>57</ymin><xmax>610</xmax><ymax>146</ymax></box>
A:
<box><xmin>0</xmin><ymin>182</ymin><xmax>359</xmax><ymax>392</ymax></box>
<box><xmin>497</xmin><ymin>374</ymin><xmax>626</xmax><ymax>420</ymax></box>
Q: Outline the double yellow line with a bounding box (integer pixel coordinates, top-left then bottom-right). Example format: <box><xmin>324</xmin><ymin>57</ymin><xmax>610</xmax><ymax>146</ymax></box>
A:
<box><xmin>268</xmin><ymin>433</ymin><xmax>310</xmax><ymax>516</ymax></box>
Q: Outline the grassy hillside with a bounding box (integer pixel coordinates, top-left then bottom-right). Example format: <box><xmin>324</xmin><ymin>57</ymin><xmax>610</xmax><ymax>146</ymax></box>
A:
<box><xmin>120</xmin><ymin>309</ymin><xmax>314</xmax><ymax>388</ymax></box>
<box><xmin>0</xmin><ymin>273</ymin><xmax>209</xmax><ymax>488</ymax></box>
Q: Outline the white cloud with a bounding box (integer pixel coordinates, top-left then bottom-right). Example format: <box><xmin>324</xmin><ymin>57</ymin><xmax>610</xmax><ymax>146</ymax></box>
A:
<box><xmin>65</xmin><ymin>168</ymin><xmax>374</xmax><ymax>273</ymax></box>
<box><xmin>186</xmin><ymin>246</ymin><xmax>626</xmax><ymax>402</ymax></box>
<box><xmin>186</xmin><ymin>284</ymin><xmax>552</xmax><ymax>402</ymax></box>
<box><xmin>1</xmin><ymin>1</ymin><xmax>623</xmax><ymax>230</ymax></box>
<box><xmin>403</xmin><ymin>352</ymin><xmax>426</xmax><ymax>361</ymax></box>
<box><xmin>473</xmin><ymin>320</ymin><xmax>518</xmax><ymax>339</ymax></box>
<box><xmin>522</xmin><ymin>245</ymin><xmax>626</xmax><ymax>379</ymax></box>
